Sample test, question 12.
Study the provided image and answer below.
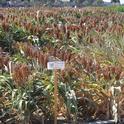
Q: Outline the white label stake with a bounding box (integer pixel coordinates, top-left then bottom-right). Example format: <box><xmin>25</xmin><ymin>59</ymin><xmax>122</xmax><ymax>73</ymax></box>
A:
<box><xmin>47</xmin><ymin>61</ymin><xmax>65</xmax><ymax>124</ymax></box>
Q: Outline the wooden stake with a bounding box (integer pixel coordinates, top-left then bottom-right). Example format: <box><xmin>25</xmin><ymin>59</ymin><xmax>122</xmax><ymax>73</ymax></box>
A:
<box><xmin>54</xmin><ymin>69</ymin><xmax>58</xmax><ymax>124</ymax></box>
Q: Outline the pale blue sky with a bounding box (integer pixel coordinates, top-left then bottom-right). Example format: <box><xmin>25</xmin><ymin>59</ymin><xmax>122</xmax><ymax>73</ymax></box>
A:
<box><xmin>103</xmin><ymin>0</ymin><xmax>124</xmax><ymax>4</ymax></box>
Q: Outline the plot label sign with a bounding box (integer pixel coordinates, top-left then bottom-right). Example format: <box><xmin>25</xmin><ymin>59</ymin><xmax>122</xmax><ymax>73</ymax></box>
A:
<box><xmin>47</xmin><ymin>61</ymin><xmax>65</xmax><ymax>70</ymax></box>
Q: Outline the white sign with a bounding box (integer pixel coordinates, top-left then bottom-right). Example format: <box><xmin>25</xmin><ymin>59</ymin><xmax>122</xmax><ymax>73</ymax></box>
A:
<box><xmin>47</xmin><ymin>61</ymin><xmax>65</xmax><ymax>70</ymax></box>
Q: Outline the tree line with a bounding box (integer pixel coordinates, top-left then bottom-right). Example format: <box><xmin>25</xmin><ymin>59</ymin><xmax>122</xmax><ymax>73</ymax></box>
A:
<box><xmin>0</xmin><ymin>0</ymin><xmax>121</xmax><ymax>5</ymax></box>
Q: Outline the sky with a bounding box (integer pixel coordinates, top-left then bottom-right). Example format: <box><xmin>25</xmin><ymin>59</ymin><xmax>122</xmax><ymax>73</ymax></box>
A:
<box><xmin>103</xmin><ymin>0</ymin><xmax>124</xmax><ymax>4</ymax></box>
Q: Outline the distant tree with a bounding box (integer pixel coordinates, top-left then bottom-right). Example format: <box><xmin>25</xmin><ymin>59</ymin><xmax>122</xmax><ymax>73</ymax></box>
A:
<box><xmin>0</xmin><ymin>0</ymin><xmax>6</xmax><ymax>4</ymax></box>
<box><xmin>93</xmin><ymin>0</ymin><xmax>103</xmax><ymax>6</ymax></box>
<box><xmin>75</xmin><ymin>0</ymin><xmax>99</xmax><ymax>5</ymax></box>
<box><xmin>111</xmin><ymin>0</ymin><xmax>120</xmax><ymax>3</ymax></box>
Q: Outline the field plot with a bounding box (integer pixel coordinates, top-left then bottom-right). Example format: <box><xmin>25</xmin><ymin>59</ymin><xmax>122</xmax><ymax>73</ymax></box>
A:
<box><xmin>0</xmin><ymin>7</ymin><xmax>124</xmax><ymax>124</ymax></box>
